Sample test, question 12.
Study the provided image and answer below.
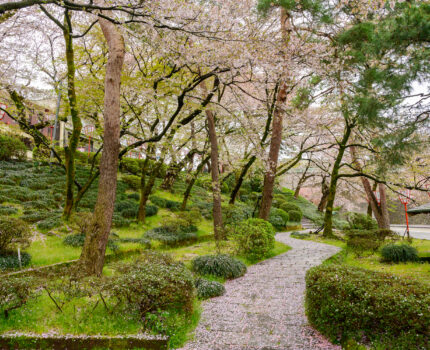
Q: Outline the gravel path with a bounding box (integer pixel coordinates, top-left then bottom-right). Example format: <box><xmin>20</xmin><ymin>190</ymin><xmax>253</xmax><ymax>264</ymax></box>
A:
<box><xmin>179</xmin><ymin>232</ymin><xmax>341</xmax><ymax>350</ymax></box>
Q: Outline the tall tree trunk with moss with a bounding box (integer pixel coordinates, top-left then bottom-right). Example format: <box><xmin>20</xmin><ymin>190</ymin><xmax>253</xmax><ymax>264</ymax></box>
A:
<box><xmin>79</xmin><ymin>16</ymin><xmax>125</xmax><ymax>276</ymax></box>
<box><xmin>323</xmin><ymin>124</ymin><xmax>352</xmax><ymax>237</ymax></box>
<box><xmin>206</xmin><ymin>108</ymin><xmax>223</xmax><ymax>240</ymax></box>
<box><xmin>181</xmin><ymin>155</ymin><xmax>210</xmax><ymax>210</ymax></box>
<box><xmin>259</xmin><ymin>9</ymin><xmax>290</xmax><ymax>220</ymax></box>
<box><xmin>229</xmin><ymin>156</ymin><xmax>256</xmax><ymax>205</ymax></box>
<box><xmin>350</xmin><ymin>146</ymin><xmax>390</xmax><ymax>229</ymax></box>
<box><xmin>62</xmin><ymin>11</ymin><xmax>82</xmax><ymax>220</ymax></box>
<box><xmin>317</xmin><ymin>176</ymin><xmax>329</xmax><ymax>212</ymax></box>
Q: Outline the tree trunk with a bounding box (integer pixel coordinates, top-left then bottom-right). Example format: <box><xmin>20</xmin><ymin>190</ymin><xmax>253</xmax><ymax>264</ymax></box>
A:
<box><xmin>259</xmin><ymin>8</ymin><xmax>290</xmax><ymax>220</ymax></box>
<box><xmin>350</xmin><ymin>146</ymin><xmax>390</xmax><ymax>229</ymax></box>
<box><xmin>160</xmin><ymin>163</ymin><xmax>179</xmax><ymax>191</ymax></box>
<box><xmin>323</xmin><ymin>125</ymin><xmax>352</xmax><ymax>237</ymax></box>
<box><xmin>206</xmin><ymin>108</ymin><xmax>223</xmax><ymax>241</ymax></box>
<box><xmin>229</xmin><ymin>156</ymin><xmax>256</xmax><ymax>205</ymax></box>
<box><xmin>79</xmin><ymin>16</ymin><xmax>125</xmax><ymax>276</ymax></box>
<box><xmin>259</xmin><ymin>83</ymin><xmax>287</xmax><ymax>219</ymax></box>
<box><xmin>317</xmin><ymin>177</ymin><xmax>329</xmax><ymax>212</ymax></box>
<box><xmin>181</xmin><ymin>155</ymin><xmax>210</xmax><ymax>210</ymax></box>
<box><xmin>62</xmin><ymin>11</ymin><xmax>82</xmax><ymax>220</ymax></box>
<box><xmin>137</xmin><ymin>149</ymin><xmax>152</xmax><ymax>223</ymax></box>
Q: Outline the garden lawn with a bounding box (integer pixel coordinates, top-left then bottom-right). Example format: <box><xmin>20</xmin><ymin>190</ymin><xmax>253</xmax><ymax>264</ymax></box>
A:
<box><xmin>306</xmin><ymin>235</ymin><xmax>430</xmax><ymax>285</ymax></box>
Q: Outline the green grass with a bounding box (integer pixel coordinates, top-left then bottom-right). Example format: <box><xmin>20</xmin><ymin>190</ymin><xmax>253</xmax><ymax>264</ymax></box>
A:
<box><xmin>306</xmin><ymin>234</ymin><xmax>430</xmax><ymax>285</ymax></box>
<box><xmin>26</xmin><ymin>236</ymin><xmax>82</xmax><ymax>266</ymax></box>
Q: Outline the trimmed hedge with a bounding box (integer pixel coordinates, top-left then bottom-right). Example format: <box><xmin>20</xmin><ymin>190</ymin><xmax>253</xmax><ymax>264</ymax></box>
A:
<box><xmin>231</xmin><ymin>218</ymin><xmax>275</xmax><ymax>262</ymax></box>
<box><xmin>191</xmin><ymin>254</ymin><xmax>246</xmax><ymax>280</ymax></box>
<box><xmin>195</xmin><ymin>277</ymin><xmax>225</xmax><ymax>300</ymax></box>
<box><xmin>381</xmin><ymin>244</ymin><xmax>419</xmax><ymax>263</ymax></box>
<box><xmin>306</xmin><ymin>264</ymin><xmax>430</xmax><ymax>349</ymax></box>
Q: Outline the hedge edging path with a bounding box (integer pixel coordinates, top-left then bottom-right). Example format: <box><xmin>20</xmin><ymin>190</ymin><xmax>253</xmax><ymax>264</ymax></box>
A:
<box><xmin>180</xmin><ymin>232</ymin><xmax>341</xmax><ymax>350</ymax></box>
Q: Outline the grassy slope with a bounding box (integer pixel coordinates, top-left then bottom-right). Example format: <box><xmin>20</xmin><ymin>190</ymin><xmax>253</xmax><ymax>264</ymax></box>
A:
<box><xmin>304</xmin><ymin>234</ymin><xmax>430</xmax><ymax>285</ymax></box>
<box><xmin>1</xmin><ymin>161</ymin><xmax>292</xmax><ymax>347</ymax></box>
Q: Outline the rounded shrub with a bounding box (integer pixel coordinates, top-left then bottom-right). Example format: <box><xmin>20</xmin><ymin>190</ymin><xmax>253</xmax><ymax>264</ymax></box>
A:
<box><xmin>279</xmin><ymin>202</ymin><xmax>302</xmax><ymax>215</ymax></box>
<box><xmin>231</xmin><ymin>218</ymin><xmax>276</xmax><ymax>262</ymax></box>
<box><xmin>191</xmin><ymin>254</ymin><xmax>247</xmax><ymax>279</ymax></box>
<box><xmin>306</xmin><ymin>264</ymin><xmax>430</xmax><ymax>348</ymax></box>
<box><xmin>0</xmin><ymin>217</ymin><xmax>31</xmax><ymax>253</ymax></box>
<box><xmin>0</xmin><ymin>251</ymin><xmax>31</xmax><ymax>270</ymax></box>
<box><xmin>346</xmin><ymin>212</ymin><xmax>378</xmax><ymax>230</ymax></box>
<box><xmin>0</xmin><ymin>206</ymin><xmax>18</xmax><ymax>216</ymax></box>
<box><xmin>112</xmin><ymin>214</ymin><xmax>131</xmax><ymax>228</ymax></box>
<box><xmin>121</xmin><ymin>174</ymin><xmax>140</xmax><ymax>190</ymax></box>
<box><xmin>0</xmin><ymin>134</ymin><xmax>27</xmax><ymax>161</ymax></box>
<box><xmin>63</xmin><ymin>233</ymin><xmax>86</xmax><ymax>247</ymax></box>
<box><xmin>288</xmin><ymin>210</ymin><xmax>302</xmax><ymax>223</ymax></box>
<box><xmin>381</xmin><ymin>244</ymin><xmax>419</xmax><ymax>263</ymax></box>
<box><xmin>103</xmin><ymin>251</ymin><xmax>194</xmax><ymax>316</ymax></box>
<box><xmin>195</xmin><ymin>278</ymin><xmax>225</xmax><ymax>300</ymax></box>
<box><xmin>36</xmin><ymin>216</ymin><xmax>62</xmax><ymax>231</ymax></box>
<box><xmin>145</xmin><ymin>204</ymin><xmax>158</xmax><ymax>217</ymax></box>
<box><xmin>269</xmin><ymin>208</ymin><xmax>288</xmax><ymax>230</ymax></box>
<box><xmin>127</xmin><ymin>192</ymin><xmax>140</xmax><ymax>201</ymax></box>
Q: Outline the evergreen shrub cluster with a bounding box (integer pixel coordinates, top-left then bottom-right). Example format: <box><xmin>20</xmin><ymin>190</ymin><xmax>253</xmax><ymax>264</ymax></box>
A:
<box><xmin>191</xmin><ymin>254</ymin><xmax>246</xmax><ymax>279</ymax></box>
<box><xmin>306</xmin><ymin>264</ymin><xmax>430</xmax><ymax>349</ymax></box>
<box><xmin>195</xmin><ymin>277</ymin><xmax>225</xmax><ymax>299</ymax></box>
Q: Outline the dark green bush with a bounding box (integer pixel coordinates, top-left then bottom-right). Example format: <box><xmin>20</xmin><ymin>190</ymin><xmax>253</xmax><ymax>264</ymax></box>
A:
<box><xmin>63</xmin><ymin>233</ymin><xmax>119</xmax><ymax>252</ymax></box>
<box><xmin>0</xmin><ymin>134</ymin><xmax>27</xmax><ymax>161</ymax></box>
<box><xmin>149</xmin><ymin>195</ymin><xmax>166</xmax><ymax>207</ymax></box>
<box><xmin>231</xmin><ymin>218</ymin><xmax>276</xmax><ymax>262</ymax></box>
<box><xmin>21</xmin><ymin>211</ymin><xmax>51</xmax><ymax>223</ymax></box>
<box><xmin>195</xmin><ymin>277</ymin><xmax>225</xmax><ymax>299</ymax></box>
<box><xmin>0</xmin><ymin>186</ymin><xmax>37</xmax><ymax>202</ymax></box>
<box><xmin>269</xmin><ymin>208</ymin><xmax>288</xmax><ymax>229</ymax></box>
<box><xmin>149</xmin><ymin>195</ymin><xmax>180</xmax><ymax>211</ymax></box>
<box><xmin>222</xmin><ymin>203</ymin><xmax>253</xmax><ymax>226</ymax></box>
<box><xmin>279</xmin><ymin>202</ymin><xmax>302</xmax><ymax>215</ymax></box>
<box><xmin>306</xmin><ymin>264</ymin><xmax>430</xmax><ymax>348</ymax></box>
<box><xmin>0</xmin><ymin>251</ymin><xmax>31</xmax><ymax>270</ymax></box>
<box><xmin>22</xmin><ymin>200</ymin><xmax>54</xmax><ymax>211</ymax></box>
<box><xmin>118</xmin><ymin>237</ymin><xmax>151</xmax><ymax>248</ymax></box>
<box><xmin>191</xmin><ymin>254</ymin><xmax>247</xmax><ymax>279</ymax></box>
<box><xmin>102</xmin><ymin>251</ymin><xmax>194</xmax><ymax>317</ymax></box>
<box><xmin>346</xmin><ymin>236</ymin><xmax>381</xmax><ymax>256</ymax></box>
<box><xmin>112</xmin><ymin>214</ymin><xmax>131</xmax><ymax>228</ymax></box>
<box><xmin>144</xmin><ymin>227</ymin><xmax>197</xmax><ymax>247</ymax></box>
<box><xmin>0</xmin><ymin>205</ymin><xmax>18</xmax><ymax>215</ymax></box>
<box><xmin>346</xmin><ymin>212</ymin><xmax>378</xmax><ymax>230</ymax></box>
<box><xmin>127</xmin><ymin>192</ymin><xmax>140</xmax><ymax>201</ymax></box>
<box><xmin>0</xmin><ymin>217</ymin><xmax>30</xmax><ymax>253</ymax></box>
<box><xmin>121</xmin><ymin>207</ymin><xmax>138</xmax><ymax>219</ymax></box>
<box><xmin>288</xmin><ymin>210</ymin><xmax>302</xmax><ymax>222</ymax></box>
<box><xmin>0</xmin><ymin>177</ymin><xmax>16</xmax><ymax>186</ymax></box>
<box><xmin>36</xmin><ymin>216</ymin><xmax>62</xmax><ymax>231</ymax></box>
<box><xmin>145</xmin><ymin>204</ymin><xmax>158</xmax><ymax>217</ymax></box>
<box><xmin>121</xmin><ymin>174</ymin><xmax>140</xmax><ymax>191</ymax></box>
<box><xmin>381</xmin><ymin>244</ymin><xmax>419</xmax><ymax>263</ymax></box>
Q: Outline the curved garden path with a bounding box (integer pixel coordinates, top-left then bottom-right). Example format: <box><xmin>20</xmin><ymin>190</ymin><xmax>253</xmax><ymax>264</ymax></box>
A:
<box><xmin>179</xmin><ymin>232</ymin><xmax>341</xmax><ymax>350</ymax></box>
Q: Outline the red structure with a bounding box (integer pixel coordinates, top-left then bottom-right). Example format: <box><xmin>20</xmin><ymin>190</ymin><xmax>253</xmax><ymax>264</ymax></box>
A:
<box><xmin>82</xmin><ymin>125</ymin><xmax>96</xmax><ymax>157</ymax></box>
<box><xmin>398</xmin><ymin>189</ymin><xmax>412</xmax><ymax>239</ymax></box>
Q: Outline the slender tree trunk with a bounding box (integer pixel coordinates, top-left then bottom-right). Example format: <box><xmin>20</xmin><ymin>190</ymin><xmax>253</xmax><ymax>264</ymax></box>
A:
<box><xmin>137</xmin><ymin>149</ymin><xmax>152</xmax><ymax>223</ymax></box>
<box><xmin>229</xmin><ymin>156</ymin><xmax>256</xmax><ymax>205</ymax></box>
<box><xmin>62</xmin><ymin>11</ymin><xmax>82</xmax><ymax>220</ymax></box>
<box><xmin>317</xmin><ymin>177</ymin><xmax>329</xmax><ymax>212</ymax></box>
<box><xmin>323</xmin><ymin>125</ymin><xmax>352</xmax><ymax>237</ymax></box>
<box><xmin>206</xmin><ymin>108</ymin><xmax>223</xmax><ymax>240</ymax></box>
<box><xmin>160</xmin><ymin>163</ymin><xmax>179</xmax><ymax>190</ymax></box>
<box><xmin>79</xmin><ymin>16</ymin><xmax>125</xmax><ymax>276</ymax></box>
<box><xmin>259</xmin><ymin>83</ymin><xmax>287</xmax><ymax>219</ymax></box>
<box><xmin>350</xmin><ymin>146</ymin><xmax>390</xmax><ymax>229</ymax></box>
<box><xmin>259</xmin><ymin>8</ymin><xmax>290</xmax><ymax>220</ymax></box>
<box><xmin>181</xmin><ymin>155</ymin><xmax>210</xmax><ymax>210</ymax></box>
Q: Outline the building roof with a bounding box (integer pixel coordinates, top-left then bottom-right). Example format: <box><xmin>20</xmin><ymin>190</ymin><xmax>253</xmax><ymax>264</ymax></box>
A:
<box><xmin>407</xmin><ymin>202</ymin><xmax>430</xmax><ymax>216</ymax></box>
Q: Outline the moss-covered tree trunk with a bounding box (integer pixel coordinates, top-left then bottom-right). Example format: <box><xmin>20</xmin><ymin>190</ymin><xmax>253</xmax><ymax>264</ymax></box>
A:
<box><xmin>181</xmin><ymin>155</ymin><xmax>210</xmax><ymax>210</ymax></box>
<box><xmin>229</xmin><ymin>156</ymin><xmax>256</xmax><ymax>205</ymax></box>
<box><xmin>62</xmin><ymin>11</ymin><xmax>82</xmax><ymax>220</ymax></box>
<box><xmin>79</xmin><ymin>16</ymin><xmax>125</xmax><ymax>276</ymax></box>
<box><xmin>206</xmin><ymin>108</ymin><xmax>223</xmax><ymax>241</ymax></box>
<box><xmin>323</xmin><ymin>125</ymin><xmax>352</xmax><ymax>237</ymax></box>
<box><xmin>259</xmin><ymin>8</ymin><xmax>290</xmax><ymax>220</ymax></box>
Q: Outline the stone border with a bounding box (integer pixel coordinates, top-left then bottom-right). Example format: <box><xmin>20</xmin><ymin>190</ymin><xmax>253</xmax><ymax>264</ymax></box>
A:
<box><xmin>0</xmin><ymin>333</ymin><xmax>168</xmax><ymax>349</ymax></box>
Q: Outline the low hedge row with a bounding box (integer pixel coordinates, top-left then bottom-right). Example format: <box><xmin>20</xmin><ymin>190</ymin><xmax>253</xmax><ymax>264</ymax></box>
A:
<box><xmin>305</xmin><ymin>264</ymin><xmax>430</xmax><ymax>349</ymax></box>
